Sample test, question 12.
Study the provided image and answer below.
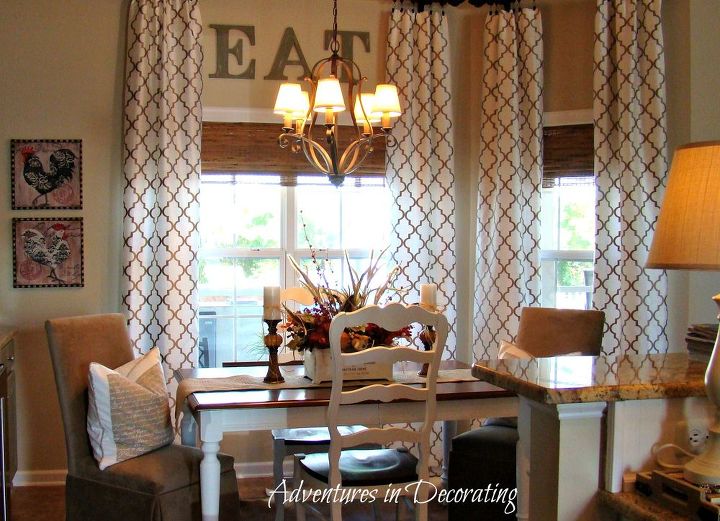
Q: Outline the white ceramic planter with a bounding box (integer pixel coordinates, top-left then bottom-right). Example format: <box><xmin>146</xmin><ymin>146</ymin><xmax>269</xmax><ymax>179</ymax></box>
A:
<box><xmin>303</xmin><ymin>347</ymin><xmax>393</xmax><ymax>384</ymax></box>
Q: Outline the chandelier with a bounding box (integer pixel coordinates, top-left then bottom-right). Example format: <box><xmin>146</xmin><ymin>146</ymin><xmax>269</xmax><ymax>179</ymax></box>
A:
<box><xmin>273</xmin><ymin>0</ymin><xmax>402</xmax><ymax>186</ymax></box>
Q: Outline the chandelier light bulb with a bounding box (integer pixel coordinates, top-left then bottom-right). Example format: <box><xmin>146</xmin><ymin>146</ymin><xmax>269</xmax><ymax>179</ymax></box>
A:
<box><xmin>274</xmin><ymin>83</ymin><xmax>305</xmax><ymax>129</ymax></box>
<box><xmin>314</xmin><ymin>76</ymin><xmax>346</xmax><ymax>114</ymax></box>
<box><xmin>373</xmin><ymin>84</ymin><xmax>402</xmax><ymax>128</ymax></box>
<box><xmin>354</xmin><ymin>93</ymin><xmax>381</xmax><ymax>126</ymax></box>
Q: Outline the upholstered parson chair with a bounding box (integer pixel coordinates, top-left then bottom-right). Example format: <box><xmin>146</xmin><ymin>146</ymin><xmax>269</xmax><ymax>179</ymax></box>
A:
<box><xmin>46</xmin><ymin>313</ymin><xmax>239</xmax><ymax>521</ymax></box>
<box><xmin>448</xmin><ymin>307</ymin><xmax>605</xmax><ymax>520</ymax></box>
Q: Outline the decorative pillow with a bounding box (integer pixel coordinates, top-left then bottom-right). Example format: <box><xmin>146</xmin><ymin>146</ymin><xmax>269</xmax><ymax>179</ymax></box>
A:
<box><xmin>87</xmin><ymin>347</ymin><xmax>173</xmax><ymax>470</ymax></box>
<box><xmin>498</xmin><ymin>340</ymin><xmax>535</xmax><ymax>360</ymax></box>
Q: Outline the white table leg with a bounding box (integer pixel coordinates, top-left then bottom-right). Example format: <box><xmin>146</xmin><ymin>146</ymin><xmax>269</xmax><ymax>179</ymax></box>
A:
<box><xmin>522</xmin><ymin>398</ymin><xmax>606</xmax><ymax>521</ymax></box>
<box><xmin>516</xmin><ymin>398</ymin><xmax>532</xmax><ymax>521</ymax></box>
<box><xmin>180</xmin><ymin>402</ymin><xmax>197</xmax><ymax>446</ymax></box>
<box><xmin>199</xmin><ymin>411</ymin><xmax>224</xmax><ymax>521</ymax></box>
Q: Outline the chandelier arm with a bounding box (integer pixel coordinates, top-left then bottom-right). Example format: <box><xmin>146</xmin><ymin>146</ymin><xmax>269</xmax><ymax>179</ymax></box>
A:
<box><xmin>299</xmin><ymin>134</ymin><xmax>333</xmax><ymax>175</ymax></box>
<box><xmin>339</xmin><ymin>133</ymin><xmax>391</xmax><ymax>175</ymax></box>
<box><xmin>327</xmin><ymin>127</ymin><xmax>341</xmax><ymax>177</ymax></box>
<box><xmin>304</xmin><ymin>112</ymin><xmax>332</xmax><ymax>174</ymax></box>
<box><xmin>338</xmin><ymin>138</ymin><xmax>371</xmax><ymax>175</ymax></box>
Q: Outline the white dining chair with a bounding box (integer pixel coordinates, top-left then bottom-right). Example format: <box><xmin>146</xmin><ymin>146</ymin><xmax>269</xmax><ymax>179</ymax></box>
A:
<box><xmin>270</xmin><ymin>287</ymin><xmax>371</xmax><ymax>521</ymax></box>
<box><xmin>293</xmin><ymin>303</ymin><xmax>448</xmax><ymax>521</ymax></box>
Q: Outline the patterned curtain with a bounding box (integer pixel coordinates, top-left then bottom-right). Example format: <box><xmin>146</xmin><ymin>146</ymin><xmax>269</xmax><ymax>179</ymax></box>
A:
<box><xmin>385</xmin><ymin>2</ymin><xmax>456</xmax><ymax>476</ymax></box>
<box><xmin>472</xmin><ymin>7</ymin><xmax>543</xmax><ymax>359</ymax></box>
<box><xmin>385</xmin><ymin>2</ymin><xmax>457</xmax><ymax>359</ymax></box>
<box><xmin>122</xmin><ymin>0</ymin><xmax>203</xmax><ymax>402</ymax></box>
<box><xmin>593</xmin><ymin>0</ymin><xmax>668</xmax><ymax>355</ymax></box>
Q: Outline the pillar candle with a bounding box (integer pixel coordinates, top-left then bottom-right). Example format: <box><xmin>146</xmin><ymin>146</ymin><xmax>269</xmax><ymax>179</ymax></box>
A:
<box><xmin>420</xmin><ymin>283</ymin><xmax>437</xmax><ymax>311</ymax></box>
<box><xmin>263</xmin><ymin>286</ymin><xmax>282</xmax><ymax>320</ymax></box>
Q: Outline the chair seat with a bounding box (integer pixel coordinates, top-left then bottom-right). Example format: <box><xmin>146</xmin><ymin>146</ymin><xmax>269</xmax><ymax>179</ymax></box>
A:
<box><xmin>272</xmin><ymin>425</ymin><xmax>367</xmax><ymax>445</ymax></box>
<box><xmin>451</xmin><ymin>424</ymin><xmax>518</xmax><ymax>463</ymax></box>
<box><xmin>481</xmin><ymin>416</ymin><xmax>518</xmax><ymax>429</ymax></box>
<box><xmin>299</xmin><ymin>449</ymin><xmax>418</xmax><ymax>487</ymax></box>
<box><xmin>82</xmin><ymin>444</ymin><xmax>235</xmax><ymax>494</ymax></box>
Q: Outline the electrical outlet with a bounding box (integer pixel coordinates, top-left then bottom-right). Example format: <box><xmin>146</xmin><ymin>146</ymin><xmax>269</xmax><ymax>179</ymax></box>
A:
<box><xmin>676</xmin><ymin>420</ymin><xmax>710</xmax><ymax>454</ymax></box>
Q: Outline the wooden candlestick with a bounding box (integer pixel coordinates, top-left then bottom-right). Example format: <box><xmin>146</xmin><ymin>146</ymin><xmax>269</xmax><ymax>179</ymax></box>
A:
<box><xmin>417</xmin><ymin>325</ymin><xmax>436</xmax><ymax>377</ymax></box>
<box><xmin>263</xmin><ymin>319</ymin><xmax>285</xmax><ymax>384</ymax></box>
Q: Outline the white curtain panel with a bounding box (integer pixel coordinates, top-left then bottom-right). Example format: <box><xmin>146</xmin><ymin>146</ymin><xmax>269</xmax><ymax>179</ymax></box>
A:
<box><xmin>472</xmin><ymin>8</ymin><xmax>543</xmax><ymax>360</ymax></box>
<box><xmin>385</xmin><ymin>3</ymin><xmax>457</xmax><ymax>359</ymax></box>
<box><xmin>122</xmin><ymin>0</ymin><xmax>203</xmax><ymax>402</ymax></box>
<box><xmin>593</xmin><ymin>0</ymin><xmax>668</xmax><ymax>355</ymax></box>
<box><xmin>385</xmin><ymin>2</ymin><xmax>456</xmax><ymax>476</ymax></box>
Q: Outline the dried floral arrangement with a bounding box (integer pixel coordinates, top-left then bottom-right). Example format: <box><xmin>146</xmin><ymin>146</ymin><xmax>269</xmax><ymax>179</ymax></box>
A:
<box><xmin>282</xmin><ymin>249</ymin><xmax>410</xmax><ymax>352</ymax></box>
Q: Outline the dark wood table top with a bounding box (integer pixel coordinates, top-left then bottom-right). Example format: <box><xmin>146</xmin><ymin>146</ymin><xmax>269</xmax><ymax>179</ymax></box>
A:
<box><xmin>176</xmin><ymin>360</ymin><xmax>514</xmax><ymax>411</ymax></box>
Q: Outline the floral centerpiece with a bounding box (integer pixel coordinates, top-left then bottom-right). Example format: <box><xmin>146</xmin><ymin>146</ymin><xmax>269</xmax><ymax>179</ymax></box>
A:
<box><xmin>282</xmin><ymin>249</ymin><xmax>410</xmax><ymax>353</ymax></box>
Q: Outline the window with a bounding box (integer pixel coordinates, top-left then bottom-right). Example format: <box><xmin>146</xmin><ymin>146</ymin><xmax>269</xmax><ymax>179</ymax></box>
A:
<box><xmin>540</xmin><ymin>124</ymin><xmax>596</xmax><ymax>309</ymax></box>
<box><xmin>540</xmin><ymin>176</ymin><xmax>595</xmax><ymax>309</ymax></box>
<box><xmin>197</xmin><ymin>173</ymin><xmax>392</xmax><ymax>366</ymax></box>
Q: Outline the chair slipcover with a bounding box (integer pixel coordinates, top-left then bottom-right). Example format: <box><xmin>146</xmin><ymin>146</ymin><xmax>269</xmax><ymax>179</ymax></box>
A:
<box><xmin>46</xmin><ymin>313</ymin><xmax>239</xmax><ymax>521</ymax></box>
<box><xmin>448</xmin><ymin>307</ymin><xmax>605</xmax><ymax>521</ymax></box>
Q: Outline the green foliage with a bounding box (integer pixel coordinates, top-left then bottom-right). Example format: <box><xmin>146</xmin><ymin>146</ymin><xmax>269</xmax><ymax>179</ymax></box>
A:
<box><xmin>560</xmin><ymin>203</ymin><xmax>592</xmax><ymax>250</ymax></box>
<box><xmin>557</xmin><ymin>202</ymin><xmax>593</xmax><ymax>287</ymax></box>
<box><xmin>199</xmin><ymin>211</ymin><xmax>278</xmax><ymax>281</ymax></box>
<box><xmin>557</xmin><ymin>261</ymin><xmax>591</xmax><ymax>287</ymax></box>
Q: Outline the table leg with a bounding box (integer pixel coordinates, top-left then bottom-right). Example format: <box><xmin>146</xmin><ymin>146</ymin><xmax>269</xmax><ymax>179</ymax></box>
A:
<box><xmin>516</xmin><ymin>398</ymin><xmax>531</xmax><ymax>521</ymax></box>
<box><xmin>522</xmin><ymin>398</ymin><xmax>606</xmax><ymax>521</ymax></box>
<box><xmin>179</xmin><ymin>402</ymin><xmax>197</xmax><ymax>446</ymax></box>
<box><xmin>199</xmin><ymin>411</ymin><xmax>224</xmax><ymax>521</ymax></box>
<box><xmin>441</xmin><ymin>420</ymin><xmax>457</xmax><ymax>488</ymax></box>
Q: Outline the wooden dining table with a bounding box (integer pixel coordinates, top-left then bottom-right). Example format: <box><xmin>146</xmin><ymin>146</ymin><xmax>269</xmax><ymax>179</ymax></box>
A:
<box><xmin>175</xmin><ymin>360</ymin><xmax>518</xmax><ymax>521</ymax></box>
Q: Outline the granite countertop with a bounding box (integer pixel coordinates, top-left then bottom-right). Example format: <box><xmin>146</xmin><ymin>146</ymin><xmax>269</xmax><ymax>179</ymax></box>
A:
<box><xmin>0</xmin><ymin>327</ymin><xmax>15</xmax><ymax>348</ymax></box>
<box><xmin>597</xmin><ymin>490</ymin><xmax>688</xmax><ymax>521</ymax></box>
<box><xmin>472</xmin><ymin>352</ymin><xmax>707</xmax><ymax>405</ymax></box>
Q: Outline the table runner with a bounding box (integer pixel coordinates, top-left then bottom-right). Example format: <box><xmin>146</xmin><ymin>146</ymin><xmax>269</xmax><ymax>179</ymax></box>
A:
<box><xmin>174</xmin><ymin>368</ymin><xmax>476</xmax><ymax>423</ymax></box>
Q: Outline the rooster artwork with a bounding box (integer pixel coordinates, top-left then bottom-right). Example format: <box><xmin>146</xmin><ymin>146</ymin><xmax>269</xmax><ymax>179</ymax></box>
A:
<box><xmin>11</xmin><ymin>139</ymin><xmax>82</xmax><ymax>209</ymax></box>
<box><xmin>13</xmin><ymin>218</ymin><xmax>84</xmax><ymax>288</ymax></box>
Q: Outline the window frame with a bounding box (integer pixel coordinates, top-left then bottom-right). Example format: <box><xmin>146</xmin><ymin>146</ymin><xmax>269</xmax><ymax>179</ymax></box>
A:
<box><xmin>197</xmin><ymin>173</ymin><xmax>392</xmax><ymax>363</ymax></box>
<box><xmin>540</xmin><ymin>122</ymin><xmax>596</xmax><ymax>309</ymax></box>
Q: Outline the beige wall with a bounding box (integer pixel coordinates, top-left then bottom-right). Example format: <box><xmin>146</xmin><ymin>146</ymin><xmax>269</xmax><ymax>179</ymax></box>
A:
<box><xmin>0</xmin><ymin>0</ymin><xmax>126</xmax><ymax>475</ymax></box>
<box><xmin>0</xmin><ymin>0</ymin><xmax>715</xmax><ymax>478</ymax></box>
<box><xmin>687</xmin><ymin>0</ymin><xmax>720</xmax><ymax>324</ymax></box>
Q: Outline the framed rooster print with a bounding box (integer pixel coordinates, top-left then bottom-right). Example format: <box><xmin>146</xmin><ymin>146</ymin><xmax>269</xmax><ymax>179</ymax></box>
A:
<box><xmin>10</xmin><ymin>139</ymin><xmax>83</xmax><ymax>210</ymax></box>
<box><xmin>12</xmin><ymin>218</ymin><xmax>84</xmax><ymax>288</ymax></box>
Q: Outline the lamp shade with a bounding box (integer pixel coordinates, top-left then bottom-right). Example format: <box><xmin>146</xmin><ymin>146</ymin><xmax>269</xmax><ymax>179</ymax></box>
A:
<box><xmin>353</xmin><ymin>93</ymin><xmax>381</xmax><ymax>125</ymax></box>
<box><xmin>646</xmin><ymin>141</ymin><xmax>720</xmax><ymax>270</ymax></box>
<box><xmin>292</xmin><ymin>91</ymin><xmax>310</xmax><ymax>118</ymax></box>
<box><xmin>373</xmin><ymin>84</ymin><xmax>402</xmax><ymax>117</ymax></box>
<box><xmin>313</xmin><ymin>76</ymin><xmax>345</xmax><ymax>112</ymax></box>
<box><xmin>274</xmin><ymin>83</ymin><xmax>304</xmax><ymax>114</ymax></box>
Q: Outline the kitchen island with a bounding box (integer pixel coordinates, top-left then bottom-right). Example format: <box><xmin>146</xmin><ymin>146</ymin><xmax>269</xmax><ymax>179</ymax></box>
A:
<box><xmin>472</xmin><ymin>353</ymin><xmax>711</xmax><ymax>521</ymax></box>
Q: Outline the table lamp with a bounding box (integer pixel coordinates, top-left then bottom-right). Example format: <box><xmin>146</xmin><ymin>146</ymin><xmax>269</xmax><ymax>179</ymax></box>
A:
<box><xmin>646</xmin><ymin>141</ymin><xmax>720</xmax><ymax>484</ymax></box>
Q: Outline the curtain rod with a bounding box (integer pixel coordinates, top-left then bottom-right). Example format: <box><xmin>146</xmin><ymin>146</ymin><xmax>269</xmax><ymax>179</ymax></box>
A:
<box><xmin>406</xmin><ymin>1</ymin><xmax>532</xmax><ymax>11</ymax></box>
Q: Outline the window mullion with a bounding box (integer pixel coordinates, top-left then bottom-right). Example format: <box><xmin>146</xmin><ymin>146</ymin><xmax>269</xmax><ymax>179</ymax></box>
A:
<box><xmin>285</xmin><ymin>184</ymin><xmax>296</xmax><ymax>287</ymax></box>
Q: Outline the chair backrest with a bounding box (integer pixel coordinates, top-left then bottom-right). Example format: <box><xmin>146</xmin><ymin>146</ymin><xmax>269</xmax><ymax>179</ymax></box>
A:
<box><xmin>326</xmin><ymin>303</ymin><xmax>448</xmax><ymax>487</ymax></box>
<box><xmin>45</xmin><ymin>313</ymin><xmax>135</xmax><ymax>475</ymax></box>
<box><xmin>515</xmin><ymin>307</ymin><xmax>605</xmax><ymax>357</ymax></box>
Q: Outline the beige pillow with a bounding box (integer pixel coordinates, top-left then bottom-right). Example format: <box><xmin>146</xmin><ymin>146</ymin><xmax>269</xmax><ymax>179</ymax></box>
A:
<box><xmin>87</xmin><ymin>347</ymin><xmax>173</xmax><ymax>469</ymax></box>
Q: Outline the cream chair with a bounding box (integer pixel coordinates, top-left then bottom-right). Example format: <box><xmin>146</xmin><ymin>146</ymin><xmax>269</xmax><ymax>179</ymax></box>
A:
<box><xmin>271</xmin><ymin>287</ymin><xmax>371</xmax><ymax>521</ymax></box>
<box><xmin>46</xmin><ymin>313</ymin><xmax>239</xmax><ymax>521</ymax></box>
<box><xmin>293</xmin><ymin>303</ymin><xmax>448</xmax><ymax>521</ymax></box>
<box><xmin>447</xmin><ymin>307</ymin><xmax>605</xmax><ymax>521</ymax></box>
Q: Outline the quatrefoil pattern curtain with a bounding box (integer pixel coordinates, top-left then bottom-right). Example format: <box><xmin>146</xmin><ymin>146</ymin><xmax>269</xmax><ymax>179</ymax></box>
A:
<box><xmin>472</xmin><ymin>7</ymin><xmax>543</xmax><ymax>359</ymax></box>
<box><xmin>122</xmin><ymin>0</ymin><xmax>203</xmax><ymax>401</ymax></box>
<box><xmin>385</xmin><ymin>3</ymin><xmax>457</xmax><ymax>359</ymax></box>
<box><xmin>385</xmin><ymin>2</ymin><xmax>456</xmax><ymax>476</ymax></box>
<box><xmin>593</xmin><ymin>0</ymin><xmax>668</xmax><ymax>355</ymax></box>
